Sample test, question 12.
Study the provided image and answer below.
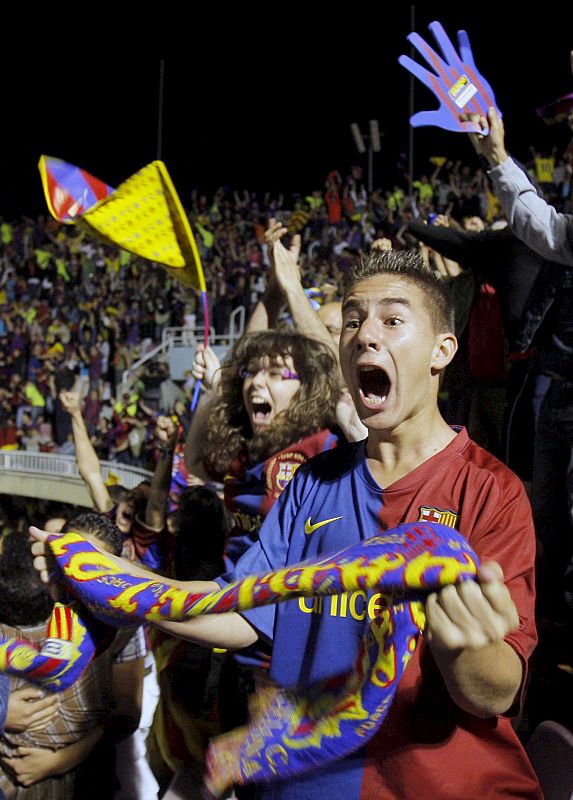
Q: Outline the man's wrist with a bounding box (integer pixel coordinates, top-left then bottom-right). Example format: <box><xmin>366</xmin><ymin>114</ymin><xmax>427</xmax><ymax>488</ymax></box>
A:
<box><xmin>487</xmin><ymin>149</ymin><xmax>509</xmax><ymax>168</ymax></box>
<box><xmin>50</xmin><ymin>747</ymin><xmax>66</xmax><ymax>777</ymax></box>
<box><xmin>263</xmin><ymin>278</ymin><xmax>280</xmax><ymax>297</ymax></box>
<box><xmin>281</xmin><ymin>281</ymin><xmax>305</xmax><ymax>300</ymax></box>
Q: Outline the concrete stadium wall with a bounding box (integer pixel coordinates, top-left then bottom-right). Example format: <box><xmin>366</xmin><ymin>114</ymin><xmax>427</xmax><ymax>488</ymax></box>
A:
<box><xmin>0</xmin><ymin>452</ymin><xmax>153</xmax><ymax>509</ymax></box>
<box><xmin>1</xmin><ymin>472</ymin><xmax>93</xmax><ymax>507</ymax></box>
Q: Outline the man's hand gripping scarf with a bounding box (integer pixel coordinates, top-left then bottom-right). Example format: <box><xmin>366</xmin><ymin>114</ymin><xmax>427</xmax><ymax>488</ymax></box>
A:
<box><xmin>36</xmin><ymin>522</ymin><xmax>478</xmax><ymax>796</ymax></box>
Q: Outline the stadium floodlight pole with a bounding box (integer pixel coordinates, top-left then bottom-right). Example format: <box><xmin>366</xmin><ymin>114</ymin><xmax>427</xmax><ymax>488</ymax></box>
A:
<box><xmin>350</xmin><ymin>123</ymin><xmax>366</xmax><ymax>155</ymax></box>
<box><xmin>157</xmin><ymin>59</ymin><xmax>165</xmax><ymax>161</ymax></box>
<box><xmin>368</xmin><ymin>120</ymin><xmax>381</xmax><ymax>194</ymax></box>
<box><xmin>350</xmin><ymin>120</ymin><xmax>382</xmax><ymax>193</ymax></box>
<box><xmin>408</xmin><ymin>5</ymin><xmax>416</xmax><ymax>189</ymax></box>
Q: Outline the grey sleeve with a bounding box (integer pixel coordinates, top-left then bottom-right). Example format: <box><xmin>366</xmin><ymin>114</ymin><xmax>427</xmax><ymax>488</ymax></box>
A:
<box><xmin>488</xmin><ymin>158</ymin><xmax>573</xmax><ymax>266</ymax></box>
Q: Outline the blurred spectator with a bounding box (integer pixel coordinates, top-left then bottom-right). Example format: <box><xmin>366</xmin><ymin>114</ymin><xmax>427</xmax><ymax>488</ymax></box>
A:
<box><xmin>0</xmin><ymin>520</ymin><xmax>145</xmax><ymax>799</ymax></box>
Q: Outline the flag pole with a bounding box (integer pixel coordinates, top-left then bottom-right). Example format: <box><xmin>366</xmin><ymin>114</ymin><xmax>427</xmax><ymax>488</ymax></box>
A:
<box><xmin>157</xmin><ymin>60</ymin><xmax>165</xmax><ymax>160</ymax></box>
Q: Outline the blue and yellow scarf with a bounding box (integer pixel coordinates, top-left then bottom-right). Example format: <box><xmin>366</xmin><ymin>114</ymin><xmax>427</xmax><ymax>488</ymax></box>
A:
<box><xmin>2</xmin><ymin>522</ymin><xmax>478</xmax><ymax>796</ymax></box>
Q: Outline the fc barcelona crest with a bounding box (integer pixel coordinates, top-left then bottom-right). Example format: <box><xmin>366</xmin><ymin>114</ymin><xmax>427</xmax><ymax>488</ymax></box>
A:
<box><xmin>265</xmin><ymin>451</ymin><xmax>307</xmax><ymax>497</ymax></box>
<box><xmin>418</xmin><ymin>506</ymin><xmax>458</xmax><ymax>528</ymax></box>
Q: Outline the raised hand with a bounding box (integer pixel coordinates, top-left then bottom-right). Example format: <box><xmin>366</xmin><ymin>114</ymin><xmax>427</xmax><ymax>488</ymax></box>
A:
<box><xmin>462</xmin><ymin>107</ymin><xmax>509</xmax><ymax>167</ymax></box>
<box><xmin>58</xmin><ymin>390</ymin><xmax>81</xmax><ymax>416</ymax></box>
<box><xmin>191</xmin><ymin>344</ymin><xmax>221</xmax><ymax>393</ymax></box>
<box><xmin>434</xmin><ymin>214</ymin><xmax>451</xmax><ymax>227</ymax></box>
<box><xmin>265</xmin><ymin>218</ymin><xmax>301</xmax><ymax>282</ymax></box>
<box><xmin>272</xmin><ymin>237</ymin><xmax>303</xmax><ymax>295</ymax></box>
<box><xmin>371</xmin><ymin>237</ymin><xmax>393</xmax><ymax>252</ymax></box>
<box><xmin>154</xmin><ymin>415</ymin><xmax>178</xmax><ymax>449</ymax></box>
<box><xmin>398</xmin><ymin>21</ymin><xmax>501</xmax><ymax>134</ymax></box>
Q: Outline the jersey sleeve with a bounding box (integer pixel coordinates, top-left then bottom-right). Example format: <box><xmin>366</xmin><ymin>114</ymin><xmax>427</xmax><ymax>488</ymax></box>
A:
<box><xmin>469</xmin><ymin>469</ymin><xmax>537</xmax><ymax>713</ymax></box>
<box><xmin>214</xmin><ymin>467</ymin><xmax>309</xmax><ymax>643</ymax></box>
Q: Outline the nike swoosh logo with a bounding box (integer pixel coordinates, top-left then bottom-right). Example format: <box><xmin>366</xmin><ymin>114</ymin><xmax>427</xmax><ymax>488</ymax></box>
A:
<box><xmin>304</xmin><ymin>516</ymin><xmax>343</xmax><ymax>535</ymax></box>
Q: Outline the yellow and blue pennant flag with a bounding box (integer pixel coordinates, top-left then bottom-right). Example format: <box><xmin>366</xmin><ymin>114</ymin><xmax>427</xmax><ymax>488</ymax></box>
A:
<box><xmin>39</xmin><ymin>155</ymin><xmax>209</xmax><ymax>406</ymax></box>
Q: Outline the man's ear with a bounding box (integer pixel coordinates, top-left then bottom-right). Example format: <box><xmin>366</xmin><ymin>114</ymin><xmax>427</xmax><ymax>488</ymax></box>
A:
<box><xmin>431</xmin><ymin>333</ymin><xmax>457</xmax><ymax>373</ymax></box>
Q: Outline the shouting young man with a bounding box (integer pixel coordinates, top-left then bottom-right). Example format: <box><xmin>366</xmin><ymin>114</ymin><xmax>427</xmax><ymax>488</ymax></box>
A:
<box><xmin>32</xmin><ymin>250</ymin><xmax>541</xmax><ymax>799</ymax></box>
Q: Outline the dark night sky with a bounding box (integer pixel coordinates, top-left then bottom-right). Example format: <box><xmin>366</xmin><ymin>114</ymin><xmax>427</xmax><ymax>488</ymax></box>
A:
<box><xmin>1</xmin><ymin>7</ymin><xmax>571</xmax><ymax>218</ymax></box>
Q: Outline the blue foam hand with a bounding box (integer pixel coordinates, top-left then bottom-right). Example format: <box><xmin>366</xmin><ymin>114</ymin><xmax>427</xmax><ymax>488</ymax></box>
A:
<box><xmin>399</xmin><ymin>21</ymin><xmax>501</xmax><ymax>134</ymax></box>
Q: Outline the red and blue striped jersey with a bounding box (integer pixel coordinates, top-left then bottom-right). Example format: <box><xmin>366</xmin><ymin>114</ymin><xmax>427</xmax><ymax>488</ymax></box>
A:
<box><xmin>219</xmin><ymin>428</ymin><xmax>541</xmax><ymax>799</ymax></box>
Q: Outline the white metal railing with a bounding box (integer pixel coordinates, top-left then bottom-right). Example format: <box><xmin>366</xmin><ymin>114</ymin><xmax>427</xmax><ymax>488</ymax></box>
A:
<box><xmin>121</xmin><ymin>339</ymin><xmax>172</xmax><ymax>388</ymax></box>
<box><xmin>0</xmin><ymin>451</ymin><xmax>152</xmax><ymax>489</ymax></box>
<box><xmin>230</xmin><ymin>305</ymin><xmax>246</xmax><ymax>339</ymax></box>
<box><xmin>162</xmin><ymin>305</ymin><xmax>246</xmax><ymax>348</ymax></box>
<box><xmin>120</xmin><ymin>306</ymin><xmax>246</xmax><ymax>391</ymax></box>
<box><xmin>162</xmin><ymin>326</ymin><xmax>215</xmax><ymax>346</ymax></box>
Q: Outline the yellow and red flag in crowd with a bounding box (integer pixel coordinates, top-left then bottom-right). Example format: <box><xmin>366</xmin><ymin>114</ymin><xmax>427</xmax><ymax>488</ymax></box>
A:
<box><xmin>38</xmin><ymin>155</ymin><xmax>209</xmax><ymax>408</ymax></box>
<box><xmin>38</xmin><ymin>156</ymin><xmax>206</xmax><ymax>292</ymax></box>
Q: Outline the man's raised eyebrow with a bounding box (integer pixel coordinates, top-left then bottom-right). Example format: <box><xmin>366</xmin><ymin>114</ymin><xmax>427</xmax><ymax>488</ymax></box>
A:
<box><xmin>341</xmin><ymin>297</ymin><xmax>363</xmax><ymax>313</ymax></box>
<box><xmin>342</xmin><ymin>296</ymin><xmax>411</xmax><ymax>312</ymax></box>
<box><xmin>377</xmin><ymin>297</ymin><xmax>411</xmax><ymax>309</ymax></box>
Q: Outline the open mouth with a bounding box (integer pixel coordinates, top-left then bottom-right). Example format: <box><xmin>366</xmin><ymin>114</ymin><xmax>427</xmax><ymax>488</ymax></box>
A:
<box><xmin>250</xmin><ymin>397</ymin><xmax>272</xmax><ymax>425</ymax></box>
<box><xmin>118</xmin><ymin>506</ymin><xmax>134</xmax><ymax>526</ymax></box>
<box><xmin>358</xmin><ymin>366</ymin><xmax>391</xmax><ymax>408</ymax></box>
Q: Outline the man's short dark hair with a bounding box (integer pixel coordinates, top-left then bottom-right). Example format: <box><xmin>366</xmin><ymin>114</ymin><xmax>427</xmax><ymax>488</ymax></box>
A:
<box><xmin>0</xmin><ymin>531</ymin><xmax>53</xmax><ymax>626</ymax></box>
<box><xmin>62</xmin><ymin>512</ymin><xmax>123</xmax><ymax>556</ymax></box>
<box><xmin>343</xmin><ymin>250</ymin><xmax>455</xmax><ymax>333</ymax></box>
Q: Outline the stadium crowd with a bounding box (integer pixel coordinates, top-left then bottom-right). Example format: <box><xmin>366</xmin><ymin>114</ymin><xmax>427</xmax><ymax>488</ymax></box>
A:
<box><xmin>0</xmin><ymin>72</ymin><xmax>572</xmax><ymax>799</ymax></box>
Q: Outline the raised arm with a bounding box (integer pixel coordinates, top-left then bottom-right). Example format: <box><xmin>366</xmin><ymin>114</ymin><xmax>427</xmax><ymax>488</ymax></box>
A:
<box><xmin>59</xmin><ymin>391</ymin><xmax>113</xmax><ymax>512</ymax></box>
<box><xmin>244</xmin><ymin>218</ymin><xmax>340</xmax><ymax>362</ymax></box>
<box><xmin>183</xmin><ymin>345</ymin><xmax>221</xmax><ymax>481</ymax></box>
<box><xmin>425</xmin><ymin>216</ymin><xmax>462</xmax><ymax>277</ymax></box>
<box><xmin>245</xmin><ymin>218</ymin><xmax>300</xmax><ymax>333</ymax></box>
<box><xmin>432</xmin><ymin>250</ymin><xmax>462</xmax><ymax>278</ymax></box>
<box><xmin>270</xmin><ymin>228</ymin><xmax>338</xmax><ymax>358</ymax></box>
<box><xmin>144</xmin><ymin>415</ymin><xmax>179</xmax><ymax>531</ymax></box>
<box><xmin>467</xmin><ymin>106</ymin><xmax>573</xmax><ymax>266</ymax></box>
<box><xmin>245</xmin><ymin>262</ymin><xmax>285</xmax><ymax>334</ymax></box>
<box><xmin>407</xmin><ymin>218</ymin><xmax>483</xmax><ymax>265</ymax></box>
<box><xmin>245</xmin><ymin>278</ymin><xmax>284</xmax><ymax>332</ymax></box>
